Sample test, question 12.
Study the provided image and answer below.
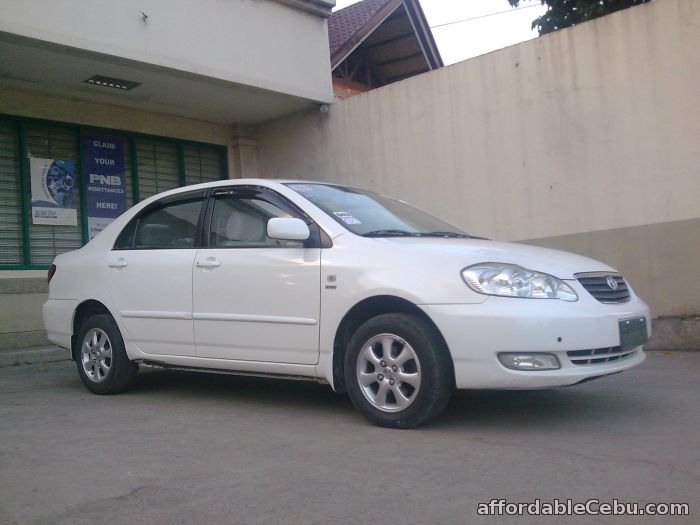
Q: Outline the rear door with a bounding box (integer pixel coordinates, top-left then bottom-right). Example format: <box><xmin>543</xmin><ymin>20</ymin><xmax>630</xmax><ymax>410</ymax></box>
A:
<box><xmin>192</xmin><ymin>187</ymin><xmax>321</xmax><ymax>364</ymax></box>
<box><xmin>106</xmin><ymin>191</ymin><xmax>207</xmax><ymax>356</ymax></box>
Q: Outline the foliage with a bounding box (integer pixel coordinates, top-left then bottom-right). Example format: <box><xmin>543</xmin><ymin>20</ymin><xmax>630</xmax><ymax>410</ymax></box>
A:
<box><xmin>508</xmin><ymin>0</ymin><xmax>652</xmax><ymax>35</ymax></box>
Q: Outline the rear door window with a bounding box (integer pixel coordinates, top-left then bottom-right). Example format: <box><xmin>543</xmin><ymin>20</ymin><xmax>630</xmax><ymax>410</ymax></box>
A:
<box><xmin>115</xmin><ymin>196</ymin><xmax>205</xmax><ymax>250</ymax></box>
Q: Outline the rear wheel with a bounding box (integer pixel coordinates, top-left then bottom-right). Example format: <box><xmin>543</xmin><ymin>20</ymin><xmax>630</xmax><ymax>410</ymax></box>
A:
<box><xmin>345</xmin><ymin>313</ymin><xmax>454</xmax><ymax>428</ymax></box>
<box><xmin>76</xmin><ymin>313</ymin><xmax>138</xmax><ymax>395</ymax></box>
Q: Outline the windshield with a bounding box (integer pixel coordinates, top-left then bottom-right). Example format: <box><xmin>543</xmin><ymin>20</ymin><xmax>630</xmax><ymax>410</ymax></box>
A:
<box><xmin>285</xmin><ymin>183</ymin><xmax>470</xmax><ymax>237</ymax></box>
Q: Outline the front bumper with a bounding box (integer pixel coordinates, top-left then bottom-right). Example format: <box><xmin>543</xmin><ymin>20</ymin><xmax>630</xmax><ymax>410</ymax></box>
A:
<box><xmin>420</xmin><ymin>285</ymin><xmax>650</xmax><ymax>389</ymax></box>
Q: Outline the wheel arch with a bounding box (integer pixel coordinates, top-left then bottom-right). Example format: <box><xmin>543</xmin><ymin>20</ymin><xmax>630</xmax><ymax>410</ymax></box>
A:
<box><xmin>331</xmin><ymin>295</ymin><xmax>453</xmax><ymax>393</ymax></box>
<box><xmin>71</xmin><ymin>300</ymin><xmax>113</xmax><ymax>361</ymax></box>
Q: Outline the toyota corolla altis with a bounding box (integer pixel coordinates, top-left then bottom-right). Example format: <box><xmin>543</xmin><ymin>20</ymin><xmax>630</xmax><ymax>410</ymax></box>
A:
<box><xmin>43</xmin><ymin>180</ymin><xmax>650</xmax><ymax>428</ymax></box>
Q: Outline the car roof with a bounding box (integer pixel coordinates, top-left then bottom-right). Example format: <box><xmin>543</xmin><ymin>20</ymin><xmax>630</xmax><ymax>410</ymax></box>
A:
<box><xmin>160</xmin><ymin>178</ymin><xmax>346</xmax><ymax>195</ymax></box>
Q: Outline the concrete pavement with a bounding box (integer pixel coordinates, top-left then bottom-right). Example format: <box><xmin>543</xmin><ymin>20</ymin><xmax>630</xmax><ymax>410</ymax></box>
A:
<box><xmin>0</xmin><ymin>352</ymin><xmax>698</xmax><ymax>524</ymax></box>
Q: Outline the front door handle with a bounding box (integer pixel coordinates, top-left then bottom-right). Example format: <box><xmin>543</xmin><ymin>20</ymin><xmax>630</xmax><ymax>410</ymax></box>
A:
<box><xmin>108</xmin><ymin>258</ymin><xmax>128</xmax><ymax>268</ymax></box>
<box><xmin>196</xmin><ymin>258</ymin><xmax>221</xmax><ymax>269</ymax></box>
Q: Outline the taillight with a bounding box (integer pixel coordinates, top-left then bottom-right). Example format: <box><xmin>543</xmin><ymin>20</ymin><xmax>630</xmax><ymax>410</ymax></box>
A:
<box><xmin>48</xmin><ymin>264</ymin><xmax>57</xmax><ymax>284</ymax></box>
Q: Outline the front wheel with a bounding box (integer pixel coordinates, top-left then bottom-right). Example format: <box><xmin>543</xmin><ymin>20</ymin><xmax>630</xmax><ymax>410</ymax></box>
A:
<box><xmin>344</xmin><ymin>313</ymin><xmax>454</xmax><ymax>428</ymax></box>
<box><xmin>76</xmin><ymin>313</ymin><xmax>138</xmax><ymax>395</ymax></box>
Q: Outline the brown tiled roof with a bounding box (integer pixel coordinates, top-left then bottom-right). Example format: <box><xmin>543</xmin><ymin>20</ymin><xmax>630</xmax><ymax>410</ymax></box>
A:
<box><xmin>328</xmin><ymin>0</ymin><xmax>393</xmax><ymax>57</ymax></box>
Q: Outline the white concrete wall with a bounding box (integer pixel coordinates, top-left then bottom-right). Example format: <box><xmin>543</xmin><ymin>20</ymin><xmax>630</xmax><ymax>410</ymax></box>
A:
<box><xmin>0</xmin><ymin>0</ymin><xmax>333</xmax><ymax>102</ymax></box>
<box><xmin>257</xmin><ymin>0</ymin><xmax>700</xmax><ymax>317</ymax></box>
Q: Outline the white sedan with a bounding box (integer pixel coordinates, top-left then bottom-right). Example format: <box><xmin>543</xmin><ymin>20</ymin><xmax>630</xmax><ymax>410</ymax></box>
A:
<box><xmin>43</xmin><ymin>179</ymin><xmax>650</xmax><ymax>428</ymax></box>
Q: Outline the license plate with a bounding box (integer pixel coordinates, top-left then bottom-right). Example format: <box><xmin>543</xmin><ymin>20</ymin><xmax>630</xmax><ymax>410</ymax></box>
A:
<box><xmin>619</xmin><ymin>317</ymin><xmax>648</xmax><ymax>350</ymax></box>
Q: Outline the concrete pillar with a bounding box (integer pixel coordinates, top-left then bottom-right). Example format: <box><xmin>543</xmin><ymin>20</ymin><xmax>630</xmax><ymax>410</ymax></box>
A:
<box><xmin>231</xmin><ymin>138</ymin><xmax>259</xmax><ymax>179</ymax></box>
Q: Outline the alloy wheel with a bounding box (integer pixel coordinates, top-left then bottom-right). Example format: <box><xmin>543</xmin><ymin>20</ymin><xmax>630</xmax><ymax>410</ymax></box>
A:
<box><xmin>81</xmin><ymin>328</ymin><xmax>113</xmax><ymax>383</ymax></box>
<box><xmin>356</xmin><ymin>333</ymin><xmax>421</xmax><ymax>412</ymax></box>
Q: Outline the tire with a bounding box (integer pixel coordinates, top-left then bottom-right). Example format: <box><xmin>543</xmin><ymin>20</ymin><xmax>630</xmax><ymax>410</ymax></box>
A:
<box><xmin>344</xmin><ymin>313</ymin><xmax>454</xmax><ymax>428</ymax></box>
<box><xmin>75</xmin><ymin>313</ymin><xmax>138</xmax><ymax>395</ymax></box>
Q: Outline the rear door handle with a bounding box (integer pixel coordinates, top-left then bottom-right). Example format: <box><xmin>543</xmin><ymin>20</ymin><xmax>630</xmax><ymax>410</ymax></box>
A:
<box><xmin>196</xmin><ymin>258</ymin><xmax>221</xmax><ymax>269</ymax></box>
<box><xmin>108</xmin><ymin>258</ymin><xmax>128</xmax><ymax>268</ymax></box>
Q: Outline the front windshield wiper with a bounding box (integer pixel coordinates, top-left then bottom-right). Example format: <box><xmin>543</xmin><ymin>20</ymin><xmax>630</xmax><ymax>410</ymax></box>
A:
<box><xmin>362</xmin><ymin>229</ymin><xmax>472</xmax><ymax>238</ymax></box>
<box><xmin>361</xmin><ymin>229</ymin><xmax>420</xmax><ymax>237</ymax></box>
<box><xmin>421</xmin><ymin>231</ymin><xmax>470</xmax><ymax>238</ymax></box>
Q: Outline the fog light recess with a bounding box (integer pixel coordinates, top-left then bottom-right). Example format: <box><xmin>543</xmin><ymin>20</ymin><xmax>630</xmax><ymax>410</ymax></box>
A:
<box><xmin>498</xmin><ymin>353</ymin><xmax>560</xmax><ymax>371</ymax></box>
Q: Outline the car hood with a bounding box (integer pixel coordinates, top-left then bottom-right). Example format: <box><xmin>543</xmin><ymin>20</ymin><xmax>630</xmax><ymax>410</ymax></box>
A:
<box><xmin>368</xmin><ymin>237</ymin><xmax>616</xmax><ymax>279</ymax></box>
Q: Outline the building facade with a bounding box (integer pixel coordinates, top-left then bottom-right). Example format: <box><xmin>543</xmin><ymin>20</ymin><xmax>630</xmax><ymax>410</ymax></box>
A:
<box><xmin>0</xmin><ymin>0</ymin><xmax>335</xmax><ymax>349</ymax></box>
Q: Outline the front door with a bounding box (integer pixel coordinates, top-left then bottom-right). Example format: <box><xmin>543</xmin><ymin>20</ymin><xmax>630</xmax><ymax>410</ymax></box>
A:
<box><xmin>106</xmin><ymin>193</ymin><xmax>206</xmax><ymax>356</ymax></box>
<box><xmin>192</xmin><ymin>187</ymin><xmax>321</xmax><ymax>364</ymax></box>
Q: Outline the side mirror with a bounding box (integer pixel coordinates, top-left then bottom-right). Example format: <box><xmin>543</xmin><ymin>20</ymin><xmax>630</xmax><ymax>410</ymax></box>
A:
<box><xmin>267</xmin><ymin>217</ymin><xmax>310</xmax><ymax>241</ymax></box>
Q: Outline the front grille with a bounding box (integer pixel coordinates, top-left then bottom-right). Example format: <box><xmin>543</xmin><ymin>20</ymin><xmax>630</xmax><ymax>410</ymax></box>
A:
<box><xmin>567</xmin><ymin>347</ymin><xmax>637</xmax><ymax>366</ymax></box>
<box><xmin>575</xmin><ymin>273</ymin><xmax>630</xmax><ymax>303</ymax></box>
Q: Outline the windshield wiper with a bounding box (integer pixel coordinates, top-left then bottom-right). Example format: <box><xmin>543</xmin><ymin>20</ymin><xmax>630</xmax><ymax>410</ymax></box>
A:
<box><xmin>361</xmin><ymin>229</ymin><xmax>420</xmax><ymax>237</ymax></box>
<box><xmin>421</xmin><ymin>231</ymin><xmax>470</xmax><ymax>238</ymax></box>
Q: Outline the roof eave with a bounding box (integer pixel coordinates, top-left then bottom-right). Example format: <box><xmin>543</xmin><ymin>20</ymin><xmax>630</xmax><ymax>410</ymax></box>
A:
<box><xmin>403</xmin><ymin>0</ymin><xmax>443</xmax><ymax>68</ymax></box>
<box><xmin>330</xmin><ymin>0</ymin><xmax>404</xmax><ymax>69</ymax></box>
<box><xmin>330</xmin><ymin>0</ymin><xmax>443</xmax><ymax>72</ymax></box>
<box><xmin>275</xmin><ymin>0</ymin><xmax>336</xmax><ymax>18</ymax></box>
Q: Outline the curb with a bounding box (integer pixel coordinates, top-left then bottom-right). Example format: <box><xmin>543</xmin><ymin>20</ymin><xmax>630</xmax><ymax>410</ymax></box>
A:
<box><xmin>0</xmin><ymin>346</ymin><xmax>71</xmax><ymax>368</ymax></box>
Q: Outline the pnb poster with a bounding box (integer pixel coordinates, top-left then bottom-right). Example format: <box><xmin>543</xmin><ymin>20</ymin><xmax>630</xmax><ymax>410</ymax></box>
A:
<box><xmin>82</xmin><ymin>135</ymin><xmax>127</xmax><ymax>240</ymax></box>
<box><xmin>30</xmin><ymin>157</ymin><xmax>78</xmax><ymax>226</ymax></box>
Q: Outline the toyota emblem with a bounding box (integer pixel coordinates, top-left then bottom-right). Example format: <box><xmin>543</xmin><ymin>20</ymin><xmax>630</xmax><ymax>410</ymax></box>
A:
<box><xmin>606</xmin><ymin>275</ymin><xmax>619</xmax><ymax>290</ymax></box>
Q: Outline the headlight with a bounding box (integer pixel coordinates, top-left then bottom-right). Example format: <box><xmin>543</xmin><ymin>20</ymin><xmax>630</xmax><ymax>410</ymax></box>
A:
<box><xmin>462</xmin><ymin>263</ymin><xmax>578</xmax><ymax>301</ymax></box>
